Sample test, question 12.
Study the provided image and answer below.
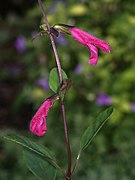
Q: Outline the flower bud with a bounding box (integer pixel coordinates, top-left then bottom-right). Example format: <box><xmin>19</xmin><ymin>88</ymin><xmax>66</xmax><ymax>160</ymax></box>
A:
<box><xmin>30</xmin><ymin>95</ymin><xmax>56</xmax><ymax>136</ymax></box>
<box><xmin>53</xmin><ymin>24</ymin><xmax>74</xmax><ymax>35</ymax></box>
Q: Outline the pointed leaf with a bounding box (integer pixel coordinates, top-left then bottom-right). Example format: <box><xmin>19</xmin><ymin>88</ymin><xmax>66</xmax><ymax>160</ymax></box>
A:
<box><xmin>3</xmin><ymin>134</ymin><xmax>55</xmax><ymax>159</ymax></box>
<box><xmin>49</xmin><ymin>67</ymin><xmax>68</xmax><ymax>93</ymax></box>
<box><xmin>80</xmin><ymin>106</ymin><xmax>113</xmax><ymax>151</ymax></box>
<box><xmin>23</xmin><ymin>148</ymin><xmax>56</xmax><ymax>180</ymax></box>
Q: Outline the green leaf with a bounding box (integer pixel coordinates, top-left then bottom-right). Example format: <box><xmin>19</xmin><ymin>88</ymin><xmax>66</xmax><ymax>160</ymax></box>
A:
<box><xmin>23</xmin><ymin>148</ymin><xmax>56</xmax><ymax>180</ymax></box>
<box><xmin>80</xmin><ymin>106</ymin><xmax>113</xmax><ymax>151</ymax></box>
<box><xmin>3</xmin><ymin>134</ymin><xmax>55</xmax><ymax>160</ymax></box>
<box><xmin>49</xmin><ymin>67</ymin><xmax>68</xmax><ymax>93</ymax></box>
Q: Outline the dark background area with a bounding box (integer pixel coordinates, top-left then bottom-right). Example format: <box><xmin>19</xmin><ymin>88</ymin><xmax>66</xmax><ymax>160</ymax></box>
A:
<box><xmin>0</xmin><ymin>0</ymin><xmax>135</xmax><ymax>179</ymax></box>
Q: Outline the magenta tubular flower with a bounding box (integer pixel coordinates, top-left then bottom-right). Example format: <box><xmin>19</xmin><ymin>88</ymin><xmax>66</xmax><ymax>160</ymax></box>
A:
<box><xmin>69</xmin><ymin>28</ymin><xmax>111</xmax><ymax>65</ymax></box>
<box><xmin>30</xmin><ymin>96</ymin><xmax>55</xmax><ymax>136</ymax></box>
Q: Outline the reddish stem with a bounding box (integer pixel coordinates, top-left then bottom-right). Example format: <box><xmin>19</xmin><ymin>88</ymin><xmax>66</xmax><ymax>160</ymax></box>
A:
<box><xmin>61</xmin><ymin>102</ymin><xmax>72</xmax><ymax>180</ymax></box>
<box><xmin>38</xmin><ymin>0</ymin><xmax>63</xmax><ymax>83</ymax></box>
<box><xmin>49</xmin><ymin>34</ymin><xmax>63</xmax><ymax>84</ymax></box>
<box><xmin>38</xmin><ymin>0</ymin><xmax>50</xmax><ymax>30</ymax></box>
<box><xmin>37</xmin><ymin>0</ymin><xmax>72</xmax><ymax>179</ymax></box>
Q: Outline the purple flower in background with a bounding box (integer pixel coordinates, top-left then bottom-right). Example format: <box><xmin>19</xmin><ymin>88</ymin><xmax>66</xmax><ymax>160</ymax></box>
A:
<box><xmin>96</xmin><ymin>92</ymin><xmax>112</xmax><ymax>106</ymax></box>
<box><xmin>47</xmin><ymin>0</ymin><xmax>65</xmax><ymax>13</ymax></box>
<box><xmin>8</xmin><ymin>64</ymin><xmax>21</xmax><ymax>75</ymax></box>
<box><xmin>74</xmin><ymin>63</ymin><xmax>83</xmax><ymax>74</ymax></box>
<box><xmin>56</xmin><ymin>34</ymin><xmax>68</xmax><ymax>46</ymax></box>
<box><xmin>15</xmin><ymin>36</ymin><xmax>26</xmax><ymax>53</ymax></box>
<box><xmin>36</xmin><ymin>79</ymin><xmax>50</xmax><ymax>91</ymax></box>
<box><xmin>47</xmin><ymin>4</ymin><xmax>57</xmax><ymax>13</ymax></box>
<box><xmin>130</xmin><ymin>103</ymin><xmax>135</xmax><ymax>112</ymax></box>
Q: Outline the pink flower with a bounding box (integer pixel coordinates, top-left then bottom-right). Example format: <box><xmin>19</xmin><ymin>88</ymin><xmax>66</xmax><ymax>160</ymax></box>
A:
<box><xmin>30</xmin><ymin>96</ymin><xmax>55</xmax><ymax>136</ymax></box>
<box><xmin>69</xmin><ymin>28</ymin><xmax>111</xmax><ymax>65</ymax></box>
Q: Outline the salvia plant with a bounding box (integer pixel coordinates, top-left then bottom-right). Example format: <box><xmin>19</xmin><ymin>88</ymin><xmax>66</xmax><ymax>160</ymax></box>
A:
<box><xmin>2</xmin><ymin>0</ymin><xmax>113</xmax><ymax>180</ymax></box>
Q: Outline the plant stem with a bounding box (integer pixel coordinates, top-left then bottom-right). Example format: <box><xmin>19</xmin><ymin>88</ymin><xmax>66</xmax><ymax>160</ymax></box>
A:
<box><xmin>38</xmin><ymin>0</ymin><xmax>63</xmax><ymax>83</ymax></box>
<box><xmin>49</xmin><ymin>34</ymin><xmax>63</xmax><ymax>83</ymax></box>
<box><xmin>37</xmin><ymin>1</ymin><xmax>72</xmax><ymax>179</ymax></box>
<box><xmin>71</xmin><ymin>153</ymin><xmax>80</xmax><ymax>175</ymax></box>
<box><xmin>49</xmin><ymin>158</ymin><xmax>66</xmax><ymax>176</ymax></box>
<box><xmin>38</xmin><ymin>0</ymin><xmax>50</xmax><ymax>30</ymax></box>
<box><xmin>61</xmin><ymin>102</ymin><xmax>72</xmax><ymax>180</ymax></box>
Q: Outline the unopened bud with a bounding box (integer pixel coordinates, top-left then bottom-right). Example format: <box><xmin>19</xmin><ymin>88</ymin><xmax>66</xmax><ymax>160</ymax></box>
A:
<box><xmin>53</xmin><ymin>24</ymin><xmax>74</xmax><ymax>35</ymax></box>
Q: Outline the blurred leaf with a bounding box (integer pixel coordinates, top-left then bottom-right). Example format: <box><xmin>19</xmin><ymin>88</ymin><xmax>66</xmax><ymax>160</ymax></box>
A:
<box><xmin>49</xmin><ymin>67</ymin><xmax>68</xmax><ymax>93</ymax></box>
<box><xmin>68</xmin><ymin>5</ymin><xmax>88</xmax><ymax>16</ymax></box>
<box><xmin>80</xmin><ymin>106</ymin><xmax>113</xmax><ymax>151</ymax></box>
<box><xmin>23</xmin><ymin>148</ymin><xmax>56</xmax><ymax>180</ymax></box>
<box><xmin>0</xmin><ymin>30</ymin><xmax>9</xmax><ymax>43</ymax></box>
<box><xmin>3</xmin><ymin>134</ymin><xmax>55</xmax><ymax>159</ymax></box>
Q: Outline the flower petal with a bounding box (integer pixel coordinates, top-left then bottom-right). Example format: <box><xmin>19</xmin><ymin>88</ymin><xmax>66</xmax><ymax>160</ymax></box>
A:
<box><xmin>30</xmin><ymin>116</ymin><xmax>47</xmax><ymax>136</ymax></box>
<box><xmin>92</xmin><ymin>39</ymin><xmax>111</xmax><ymax>53</ymax></box>
<box><xmin>30</xmin><ymin>96</ymin><xmax>55</xmax><ymax>136</ymax></box>
<box><xmin>87</xmin><ymin>44</ymin><xmax>98</xmax><ymax>65</ymax></box>
<box><xmin>70</xmin><ymin>27</ymin><xmax>111</xmax><ymax>53</ymax></box>
<box><xmin>69</xmin><ymin>27</ymin><xmax>111</xmax><ymax>65</ymax></box>
<box><xmin>70</xmin><ymin>28</ymin><xmax>90</xmax><ymax>45</ymax></box>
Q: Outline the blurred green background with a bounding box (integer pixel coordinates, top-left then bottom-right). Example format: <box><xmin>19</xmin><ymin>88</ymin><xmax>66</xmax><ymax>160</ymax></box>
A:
<box><xmin>0</xmin><ymin>0</ymin><xmax>135</xmax><ymax>179</ymax></box>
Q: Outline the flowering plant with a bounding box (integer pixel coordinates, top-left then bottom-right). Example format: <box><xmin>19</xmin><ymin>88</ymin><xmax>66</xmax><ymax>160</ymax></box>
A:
<box><xmin>3</xmin><ymin>0</ymin><xmax>113</xmax><ymax>180</ymax></box>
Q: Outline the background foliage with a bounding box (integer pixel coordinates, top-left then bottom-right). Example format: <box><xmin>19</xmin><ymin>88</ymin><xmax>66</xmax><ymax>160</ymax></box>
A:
<box><xmin>0</xmin><ymin>0</ymin><xmax>135</xmax><ymax>179</ymax></box>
